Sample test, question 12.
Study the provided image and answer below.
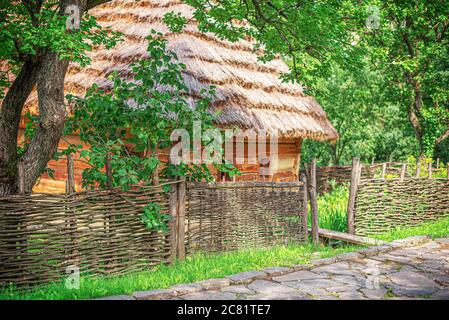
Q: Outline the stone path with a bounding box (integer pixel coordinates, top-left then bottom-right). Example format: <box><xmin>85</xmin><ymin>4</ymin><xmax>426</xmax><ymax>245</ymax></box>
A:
<box><xmin>99</xmin><ymin>236</ymin><xmax>449</xmax><ymax>300</ymax></box>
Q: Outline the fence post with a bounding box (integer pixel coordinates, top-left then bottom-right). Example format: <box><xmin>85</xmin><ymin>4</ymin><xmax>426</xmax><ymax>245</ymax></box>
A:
<box><xmin>301</xmin><ymin>174</ymin><xmax>309</xmax><ymax>242</ymax></box>
<box><xmin>169</xmin><ymin>182</ymin><xmax>178</xmax><ymax>264</ymax></box>
<box><xmin>415</xmin><ymin>159</ymin><xmax>421</xmax><ymax>178</ymax></box>
<box><xmin>152</xmin><ymin>164</ymin><xmax>159</xmax><ymax>186</ymax></box>
<box><xmin>66</xmin><ymin>154</ymin><xmax>75</xmax><ymax>194</ymax></box>
<box><xmin>400</xmin><ymin>163</ymin><xmax>407</xmax><ymax>182</ymax></box>
<box><xmin>347</xmin><ymin>157</ymin><xmax>360</xmax><ymax>234</ymax></box>
<box><xmin>381</xmin><ymin>163</ymin><xmax>387</xmax><ymax>179</ymax></box>
<box><xmin>307</xmin><ymin>159</ymin><xmax>319</xmax><ymax>245</ymax></box>
<box><xmin>18</xmin><ymin>162</ymin><xmax>25</xmax><ymax>194</ymax></box>
<box><xmin>105</xmin><ymin>153</ymin><xmax>113</xmax><ymax>190</ymax></box>
<box><xmin>447</xmin><ymin>163</ymin><xmax>449</xmax><ymax>180</ymax></box>
<box><xmin>428</xmin><ymin>162</ymin><xmax>432</xmax><ymax>179</ymax></box>
<box><xmin>177</xmin><ymin>180</ymin><xmax>186</xmax><ymax>260</ymax></box>
<box><xmin>436</xmin><ymin>158</ymin><xmax>440</xmax><ymax>169</ymax></box>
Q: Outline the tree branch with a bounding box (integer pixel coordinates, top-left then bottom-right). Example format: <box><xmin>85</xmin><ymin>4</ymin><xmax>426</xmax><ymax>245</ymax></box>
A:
<box><xmin>435</xmin><ymin>127</ymin><xmax>449</xmax><ymax>145</ymax></box>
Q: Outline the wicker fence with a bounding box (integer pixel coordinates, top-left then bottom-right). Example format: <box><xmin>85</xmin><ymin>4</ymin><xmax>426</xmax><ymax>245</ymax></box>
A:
<box><xmin>184</xmin><ymin>182</ymin><xmax>308</xmax><ymax>254</ymax></box>
<box><xmin>354</xmin><ymin>178</ymin><xmax>449</xmax><ymax>236</ymax></box>
<box><xmin>0</xmin><ymin>180</ymin><xmax>308</xmax><ymax>288</ymax></box>
<box><xmin>340</xmin><ymin>158</ymin><xmax>449</xmax><ymax>236</ymax></box>
<box><xmin>0</xmin><ymin>183</ymin><xmax>176</xmax><ymax>287</ymax></box>
<box><xmin>308</xmin><ymin>162</ymin><xmax>415</xmax><ymax>194</ymax></box>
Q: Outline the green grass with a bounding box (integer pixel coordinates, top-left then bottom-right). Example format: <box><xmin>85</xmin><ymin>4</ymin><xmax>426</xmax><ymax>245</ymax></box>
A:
<box><xmin>312</xmin><ymin>184</ymin><xmax>348</xmax><ymax>232</ymax></box>
<box><xmin>0</xmin><ymin>243</ymin><xmax>361</xmax><ymax>300</ymax></box>
<box><xmin>374</xmin><ymin>216</ymin><xmax>449</xmax><ymax>242</ymax></box>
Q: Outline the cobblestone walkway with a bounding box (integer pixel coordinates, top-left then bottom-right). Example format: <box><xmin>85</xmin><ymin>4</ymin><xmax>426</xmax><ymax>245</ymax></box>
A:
<box><xmin>101</xmin><ymin>236</ymin><xmax>449</xmax><ymax>300</ymax></box>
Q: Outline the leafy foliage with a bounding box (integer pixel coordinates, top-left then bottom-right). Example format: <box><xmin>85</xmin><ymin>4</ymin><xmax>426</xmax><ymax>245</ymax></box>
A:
<box><xmin>140</xmin><ymin>203</ymin><xmax>170</xmax><ymax>233</ymax></box>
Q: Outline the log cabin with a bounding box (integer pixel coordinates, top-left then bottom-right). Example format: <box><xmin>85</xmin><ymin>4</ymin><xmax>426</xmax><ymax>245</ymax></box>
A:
<box><xmin>15</xmin><ymin>0</ymin><xmax>338</xmax><ymax>193</ymax></box>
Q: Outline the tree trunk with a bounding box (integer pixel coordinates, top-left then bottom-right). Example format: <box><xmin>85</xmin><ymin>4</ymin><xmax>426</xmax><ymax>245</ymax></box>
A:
<box><xmin>0</xmin><ymin>61</ymin><xmax>41</xmax><ymax>195</ymax></box>
<box><xmin>21</xmin><ymin>53</ymin><xmax>70</xmax><ymax>193</ymax></box>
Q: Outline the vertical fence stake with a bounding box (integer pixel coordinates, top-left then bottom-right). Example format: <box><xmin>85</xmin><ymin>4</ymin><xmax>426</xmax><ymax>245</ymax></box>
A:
<box><xmin>105</xmin><ymin>153</ymin><xmax>113</xmax><ymax>190</ymax></box>
<box><xmin>177</xmin><ymin>180</ymin><xmax>186</xmax><ymax>260</ymax></box>
<box><xmin>347</xmin><ymin>157</ymin><xmax>360</xmax><ymax>234</ymax></box>
<box><xmin>400</xmin><ymin>163</ymin><xmax>407</xmax><ymax>182</ymax></box>
<box><xmin>152</xmin><ymin>164</ymin><xmax>159</xmax><ymax>186</ymax></box>
<box><xmin>18</xmin><ymin>162</ymin><xmax>25</xmax><ymax>194</ymax></box>
<box><xmin>436</xmin><ymin>158</ymin><xmax>440</xmax><ymax>169</ymax></box>
<box><xmin>447</xmin><ymin>163</ymin><xmax>449</xmax><ymax>180</ymax></box>
<box><xmin>301</xmin><ymin>174</ymin><xmax>309</xmax><ymax>242</ymax></box>
<box><xmin>381</xmin><ymin>163</ymin><xmax>387</xmax><ymax>179</ymax></box>
<box><xmin>169</xmin><ymin>182</ymin><xmax>178</xmax><ymax>264</ymax></box>
<box><xmin>428</xmin><ymin>162</ymin><xmax>432</xmax><ymax>179</ymax></box>
<box><xmin>415</xmin><ymin>159</ymin><xmax>421</xmax><ymax>178</ymax></box>
<box><xmin>66</xmin><ymin>154</ymin><xmax>75</xmax><ymax>194</ymax></box>
<box><xmin>308</xmin><ymin>159</ymin><xmax>319</xmax><ymax>245</ymax></box>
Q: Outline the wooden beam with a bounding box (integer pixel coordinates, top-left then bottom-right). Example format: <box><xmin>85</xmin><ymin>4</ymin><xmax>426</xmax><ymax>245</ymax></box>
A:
<box><xmin>18</xmin><ymin>162</ymin><xmax>25</xmax><ymax>194</ymax></box>
<box><xmin>308</xmin><ymin>159</ymin><xmax>319</xmax><ymax>245</ymax></box>
<box><xmin>347</xmin><ymin>157</ymin><xmax>360</xmax><ymax>234</ymax></box>
<box><xmin>311</xmin><ymin>228</ymin><xmax>387</xmax><ymax>246</ymax></box>
<box><xmin>177</xmin><ymin>180</ymin><xmax>186</xmax><ymax>260</ymax></box>
<box><xmin>66</xmin><ymin>154</ymin><xmax>75</xmax><ymax>194</ymax></box>
<box><xmin>301</xmin><ymin>174</ymin><xmax>309</xmax><ymax>242</ymax></box>
<box><xmin>169</xmin><ymin>183</ymin><xmax>178</xmax><ymax>264</ymax></box>
<box><xmin>399</xmin><ymin>163</ymin><xmax>407</xmax><ymax>182</ymax></box>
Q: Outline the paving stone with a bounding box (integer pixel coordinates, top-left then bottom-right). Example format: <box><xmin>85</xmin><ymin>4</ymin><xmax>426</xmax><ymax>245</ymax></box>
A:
<box><xmin>382</xmin><ymin>254</ymin><xmax>416</xmax><ymax>264</ymax></box>
<box><xmin>335</xmin><ymin>252</ymin><xmax>363</xmax><ymax>261</ymax></box>
<box><xmin>357</xmin><ymin>247</ymin><xmax>379</xmax><ymax>257</ymax></box>
<box><xmin>435</xmin><ymin>238</ymin><xmax>449</xmax><ymax>245</ymax></box>
<box><xmin>430</xmin><ymin>289</ymin><xmax>449</xmax><ymax>300</ymax></box>
<box><xmin>386</xmin><ymin>270</ymin><xmax>439</xmax><ymax>297</ymax></box>
<box><xmin>311</xmin><ymin>262</ymin><xmax>360</xmax><ymax>277</ymax></box>
<box><xmin>133</xmin><ymin>289</ymin><xmax>176</xmax><ymax>300</ymax></box>
<box><xmin>262</xmin><ymin>267</ymin><xmax>293</xmax><ymax>277</ymax></box>
<box><xmin>283</xmin><ymin>278</ymin><xmax>343</xmax><ymax>292</ymax></box>
<box><xmin>221</xmin><ymin>285</ymin><xmax>255</xmax><ymax>295</ymax></box>
<box><xmin>337</xmin><ymin>291</ymin><xmax>367</xmax><ymax>300</ymax></box>
<box><xmin>227</xmin><ymin>270</ymin><xmax>267</xmax><ymax>284</ymax></box>
<box><xmin>332</xmin><ymin>275</ymin><xmax>365</xmax><ymax>287</ymax></box>
<box><xmin>245</xmin><ymin>292</ymin><xmax>310</xmax><ymax>300</ymax></box>
<box><xmin>293</xmin><ymin>264</ymin><xmax>312</xmax><ymax>271</ymax></box>
<box><xmin>197</xmin><ymin>278</ymin><xmax>231</xmax><ymax>290</ymax></box>
<box><xmin>272</xmin><ymin>270</ymin><xmax>325</xmax><ymax>282</ymax></box>
<box><xmin>316</xmin><ymin>294</ymin><xmax>340</xmax><ymax>300</ymax></box>
<box><xmin>360</xmin><ymin>288</ymin><xmax>387</xmax><ymax>299</ymax></box>
<box><xmin>170</xmin><ymin>283</ymin><xmax>203</xmax><ymax>295</ymax></box>
<box><xmin>247</xmin><ymin>280</ymin><xmax>299</xmax><ymax>295</ymax></box>
<box><xmin>310</xmin><ymin>257</ymin><xmax>338</xmax><ymax>266</ymax></box>
<box><xmin>96</xmin><ymin>295</ymin><xmax>135</xmax><ymax>300</ymax></box>
<box><xmin>181</xmin><ymin>291</ymin><xmax>237</xmax><ymax>300</ymax></box>
<box><xmin>327</xmin><ymin>285</ymin><xmax>360</xmax><ymax>293</ymax></box>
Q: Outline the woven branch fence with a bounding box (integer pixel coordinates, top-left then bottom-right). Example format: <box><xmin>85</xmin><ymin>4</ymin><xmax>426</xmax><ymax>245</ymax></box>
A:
<box><xmin>0</xmin><ymin>183</ymin><xmax>176</xmax><ymax>287</ymax></box>
<box><xmin>354</xmin><ymin>178</ymin><xmax>449</xmax><ymax>236</ymax></box>
<box><xmin>342</xmin><ymin>157</ymin><xmax>449</xmax><ymax>236</ymax></box>
<box><xmin>184</xmin><ymin>182</ymin><xmax>308</xmax><ymax>254</ymax></box>
<box><xmin>0</xmin><ymin>180</ymin><xmax>308</xmax><ymax>288</ymax></box>
<box><xmin>306</xmin><ymin>162</ymin><xmax>415</xmax><ymax>194</ymax></box>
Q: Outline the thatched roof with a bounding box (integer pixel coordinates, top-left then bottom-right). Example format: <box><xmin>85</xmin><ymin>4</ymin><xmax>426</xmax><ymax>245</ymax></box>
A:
<box><xmin>23</xmin><ymin>0</ymin><xmax>338</xmax><ymax>141</ymax></box>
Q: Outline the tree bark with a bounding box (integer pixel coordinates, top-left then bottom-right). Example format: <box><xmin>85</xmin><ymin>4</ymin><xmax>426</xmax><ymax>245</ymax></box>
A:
<box><xmin>0</xmin><ymin>61</ymin><xmax>41</xmax><ymax>195</ymax></box>
<box><xmin>0</xmin><ymin>0</ymin><xmax>91</xmax><ymax>195</ymax></box>
<box><xmin>21</xmin><ymin>53</ymin><xmax>70</xmax><ymax>193</ymax></box>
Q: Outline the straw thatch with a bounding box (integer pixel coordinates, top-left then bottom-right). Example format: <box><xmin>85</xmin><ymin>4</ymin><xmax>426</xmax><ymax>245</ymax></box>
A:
<box><xmin>22</xmin><ymin>0</ymin><xmax>338</xmax><ymax>141</ymax></box>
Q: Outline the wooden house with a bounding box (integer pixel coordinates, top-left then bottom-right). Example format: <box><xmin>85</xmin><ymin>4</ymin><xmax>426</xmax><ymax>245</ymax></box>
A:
<box><xmin>18</xmin><ymin>0</ymin><xmax>338</xmax><ymax>192</ymax></box>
